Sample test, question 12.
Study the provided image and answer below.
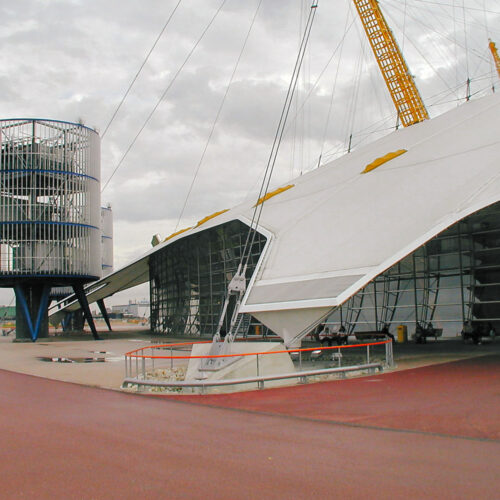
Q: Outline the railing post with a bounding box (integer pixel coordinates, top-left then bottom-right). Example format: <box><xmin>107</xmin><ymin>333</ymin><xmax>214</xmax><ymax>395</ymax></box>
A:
<box><xmin>135</xmin><ymin>356</ymin><xmax>138</xmax><ymax>378</ymax></box>
<box><xmin>299</xmin><ymin>350</ymin><xmax>302</xmax><ymax>371</ymax></box>
<box><xmin>151</xmin><ymin>348</ymin><xmax>155</xmax><ymax>373</ymax></box>
<box><xmin>386</xmin><ymin>340</ymin><xmax>394</xmax><ymax>367</ymax></box>
<box><xmin>256</xmin><ymin>353</ymin><xmax>260</xmax><ymax>377</ymax></box>
<box><xmin>367</xmin><ymin>344</ymin><xmax>370</xmax><ymax>364</ymax></box>
<box><xmin>142</xmin><ymin>356</ymin><xmax>145</xmax><ymax>378</ymax></box>
<box><xmin>125</xmin><ymin>354</ymin><xmax>128</xmax><ymax>378</ymax></box>
<box><xmin>170</xmin><ymin>347</ymin><xmax>173</xmax><ymax>370</ymax></box>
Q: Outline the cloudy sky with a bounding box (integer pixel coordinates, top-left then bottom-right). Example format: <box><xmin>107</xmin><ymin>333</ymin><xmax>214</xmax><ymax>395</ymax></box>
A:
<box><xmin>0</xmin><ymin>0</ymin><xmax>499</xmax><ymax>306</ymax></box>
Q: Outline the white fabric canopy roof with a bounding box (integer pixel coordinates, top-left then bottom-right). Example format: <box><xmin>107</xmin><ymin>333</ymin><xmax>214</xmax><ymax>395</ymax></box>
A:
<box><xmin>243</xmin><ymin>93</ymin><xmax>500</xmax><ymax>314</ymax></box>
<box><xmin>50</xmin><ymin>94</ymin><xmax>500</xmax><ymax>342</ymax></box>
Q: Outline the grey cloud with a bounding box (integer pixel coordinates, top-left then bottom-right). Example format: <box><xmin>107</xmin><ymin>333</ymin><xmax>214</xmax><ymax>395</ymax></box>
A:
<box><xmin>0</xmin><ymin>0</ymin><xmax>498</xmax><ymax>299</ymax></box>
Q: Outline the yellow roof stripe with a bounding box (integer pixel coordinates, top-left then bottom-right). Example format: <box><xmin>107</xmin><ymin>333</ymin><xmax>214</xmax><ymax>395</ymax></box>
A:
<box><xmin>195</xmin><ymin>209</ymin><xmax>229</xmax><ymax>228</ymax></box>
<box><xmin>362</xmin><ymin>149</ymin><xmax>407</xmax><ymax>174</ymax></box>
<box><xmin>255</xmin><ymin>184</ymin><xmax>294</xmax><ymax>207</ymax></box>
<box><xmin>164</xmin><ymin>227</ymin><xmax>191</xmax><ymax>242</ymax></box>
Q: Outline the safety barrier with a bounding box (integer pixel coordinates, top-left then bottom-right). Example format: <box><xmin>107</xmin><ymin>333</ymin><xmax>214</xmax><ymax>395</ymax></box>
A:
<box><xmin>123</xmin><ymin>339</ymin><xmax>394</xmax><ymax>393</ymax></box>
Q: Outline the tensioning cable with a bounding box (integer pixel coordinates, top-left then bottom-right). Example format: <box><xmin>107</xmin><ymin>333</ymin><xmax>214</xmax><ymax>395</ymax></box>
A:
<box><xmin>174</xmin><ymin>0</ymin><xmax>264</xmax><ymax>232</ymax></box>
<box><xmin>100</xmin><ymin>0</ymin><xmax>183</xmax><ymax>140</ymax></box>
<box><xmin>212</xmin><ymin>0</ymin><xmax>320</xmax><ymax>345</ymax></box>
<box><xmin>240</xmin><ymin>0</ymin><xmax>319</xmax><ymax>273</ymax></box>
<box><xmin>101</xmin><ymin>0</ymin><xmax>227</xmax><ymax>194</ymax></box>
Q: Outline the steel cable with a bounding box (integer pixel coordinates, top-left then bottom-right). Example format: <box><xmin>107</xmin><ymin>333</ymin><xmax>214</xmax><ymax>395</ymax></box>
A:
<box><xmin>101</xmin><ymin>0</ymin><xmax>227</xmax><ymax>193</ymax></box>
<box><xmin>174</xmin><ymin>0</ymin><xmax>264</xmax><ymax>231</ymax></box>
<box><xmin>241</xmin><ymin>1</ymin><xmax>319</xmax><ymax>271</ymax></box>
<box><xmin>101</xmin><ymin>0</ymin><xmax>183</xmax><ymax>140</ymax></box>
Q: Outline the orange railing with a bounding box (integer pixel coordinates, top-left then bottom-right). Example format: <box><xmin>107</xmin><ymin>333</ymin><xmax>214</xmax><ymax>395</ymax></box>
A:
<box><xmin>123</xmin><ymin>338</ymin><xmax>394</xmax><ymax>392</ymax></box>
<box><xmin>125</xmin><ymin>339</ymin><xmax>391</xmax><ymax>360</ymax></box>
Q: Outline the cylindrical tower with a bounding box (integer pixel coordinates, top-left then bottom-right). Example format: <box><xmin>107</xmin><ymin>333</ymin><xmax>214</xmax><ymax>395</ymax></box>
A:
<box><xmin>0</xmin><ymin>119</ymin><xmax>101</xmax><ymax>340</ymax></box>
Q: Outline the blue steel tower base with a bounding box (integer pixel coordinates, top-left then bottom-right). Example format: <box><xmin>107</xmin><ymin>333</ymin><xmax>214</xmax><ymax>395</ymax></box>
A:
<box><xmin>8</xmin><ymin>278</ymin><xmax>101</xmax><ymax>341</ymax></box>
<box><xmin>14</xmin><ymin>283</ymin><xmax>50</xmax><ymax>341</ymax></box>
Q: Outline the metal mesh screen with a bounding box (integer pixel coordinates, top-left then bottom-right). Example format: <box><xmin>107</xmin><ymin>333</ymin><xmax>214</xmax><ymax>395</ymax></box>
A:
<box><xmin>0</xmin><ymin>119</ymin><xmax>101</xmax><ymax>280</ymax></box>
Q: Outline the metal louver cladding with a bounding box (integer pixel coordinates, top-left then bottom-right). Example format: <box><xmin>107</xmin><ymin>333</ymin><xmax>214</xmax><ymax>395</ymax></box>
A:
<box><xmin>0</xmin><ymin>119</ymin><xmax>101</xmax><ymax>282</ymax></box>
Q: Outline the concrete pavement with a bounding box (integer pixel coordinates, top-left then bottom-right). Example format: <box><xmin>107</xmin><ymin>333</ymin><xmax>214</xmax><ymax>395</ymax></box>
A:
<box><xmin>1</xmin><ymin>366</ymin><xmax>499</xmax><ymax>499</ymax></box>
<box><xmin>0</xmin><ymin>326</ymin><xmax>497</xmax><ymax>390</ymax></box>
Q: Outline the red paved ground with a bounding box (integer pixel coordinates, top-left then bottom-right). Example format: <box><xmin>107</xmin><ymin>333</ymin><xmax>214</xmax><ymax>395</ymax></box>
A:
<box><xmin>0</xmin><ymin>356</ymin><xmax>499</xmax><ymax>499</ymax></box>
<box><xmin>172</xmin><ymin>354</ymin><xmax>500</xmax><ymax>440</ymax></box>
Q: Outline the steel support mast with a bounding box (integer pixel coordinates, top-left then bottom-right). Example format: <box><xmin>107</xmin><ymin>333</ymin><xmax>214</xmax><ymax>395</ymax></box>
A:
<box><xmin>352</xmin><ymin>0</ymin><xmax>429</xmax><ymax>127</ymax></box>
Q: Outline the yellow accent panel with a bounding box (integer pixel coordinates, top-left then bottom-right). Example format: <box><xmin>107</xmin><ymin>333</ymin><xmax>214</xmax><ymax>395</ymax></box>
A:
<box><xmin>489</xmin><ymin>39</ymin><xmax>500</xmax><ymax>79</ymax></box>
<box><xmin>255</xmin><ymin>185</ymin><xmax>294</xmax><ymax>207</ymax></box>
<box><xmin>164</xmin><ymin>227</ymin><xmax>191</xmax><ymax>242</ymax></box>
<box><xmin>195</xmin><ymin>209</ymin><xmax>229</xmax><ymax>228</ymax></box>
<box><xmin>362</xmin><ymin>149</ymin><xmax>407</xmax><ymax>174</ymax></box>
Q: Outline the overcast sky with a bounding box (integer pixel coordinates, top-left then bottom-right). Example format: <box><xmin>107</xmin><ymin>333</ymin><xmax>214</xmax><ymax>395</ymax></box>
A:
<box><xmin>0</xmin><ymin>0</ymin><xmax>499</xmax><ymax>306</ymax></box>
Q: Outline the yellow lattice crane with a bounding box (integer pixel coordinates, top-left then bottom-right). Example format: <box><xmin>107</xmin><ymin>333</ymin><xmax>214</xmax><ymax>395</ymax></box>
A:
<box><xmin>489</xmin><ymin>39</ymin><xmax>500</xmax><ymax>79</ymax></box>
<box><xmin>352</xmin><ymin>0</ymin><xmax>429</xmax><ymax>127</ymax></box>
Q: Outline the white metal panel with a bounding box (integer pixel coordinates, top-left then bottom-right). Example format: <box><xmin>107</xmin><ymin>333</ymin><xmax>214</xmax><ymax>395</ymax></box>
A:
<box><xmin>101</xmin><ymin>206</ymin><xmax>113</xmax><ymax>276</ymax></box>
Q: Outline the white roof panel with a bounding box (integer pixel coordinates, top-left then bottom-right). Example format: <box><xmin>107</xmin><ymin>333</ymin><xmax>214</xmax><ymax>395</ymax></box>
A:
<box><xmin>50</xmin><ymin>94</ymin><xmax>500</xmax><ymax>331</ymax></box>
<box><xmin>241</xmin><ymin>93</ymin><xmax>500</xmax><ymax>312</ymax></box>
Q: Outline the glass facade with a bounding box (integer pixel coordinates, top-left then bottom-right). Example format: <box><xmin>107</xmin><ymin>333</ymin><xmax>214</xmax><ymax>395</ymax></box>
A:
<box><xmin>149</xmin><ymin>203</ymin><xmax>500</xmax><ymax>341</ymax></box>
<box><xmin>150</xmin><ymin>220</ymin><xmax>267</xmax><ymax>336</ymax></box>
<box><xmin>327</xmin><ymin>202</ymin><xmax>500</xmax><ymax>337</ymax></box>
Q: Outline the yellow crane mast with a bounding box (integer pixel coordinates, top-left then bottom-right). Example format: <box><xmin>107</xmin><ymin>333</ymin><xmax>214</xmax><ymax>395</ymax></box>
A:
<box><xmin>352</xmin><ymin>0</ymin><xmax>429</xmax><ymax>127</ymax></box>
<box><xmin>488</xmin><ymin>39</ymin><xmax>500</xmax><ymax>79</ymax></box>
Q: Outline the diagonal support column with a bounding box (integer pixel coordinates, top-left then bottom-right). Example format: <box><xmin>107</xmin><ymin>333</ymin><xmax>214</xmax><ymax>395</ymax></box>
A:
<box><xmin>72</xmin><ymin>284</ymin><xmax>100</xmax><ymax>340</ymax></box>
<box><xmin>97</xmin><ymin>299</ymin><xmax>112</xmax><ymax>332</ymax></box>
<box><xmin>14</xmin><ymin>284</ymin><xmax>51</xmax><ymax>342</ymax></box>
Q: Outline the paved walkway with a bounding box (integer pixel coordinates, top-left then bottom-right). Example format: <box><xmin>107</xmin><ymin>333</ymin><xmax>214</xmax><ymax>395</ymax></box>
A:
<box><xmin>1</xmin><ymin>364</ymin><xmax>499</xmax><ymax>499</ymax></box>
<box><xmin>0</xmin><ymin>330</ymin><xmax>496</xmax><ymax>390</ymax></box>
<box><xmin>0</xmin><ymin>329</ymin><xmax>159</xmax><ymax>389</ymax></box>
<box><xmin>1</xmin><ymin>332</ymin><xmax>499</xmax><ymax>498</ymax></box>
<box><xmin>172</xmin><ymin>354</ymin><xmax>500</xmax><ymax>440</ymax></box>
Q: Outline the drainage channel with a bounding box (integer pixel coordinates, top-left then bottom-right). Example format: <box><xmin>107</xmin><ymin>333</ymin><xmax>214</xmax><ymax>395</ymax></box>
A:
<box><xmin>38</xmin><ymin>357</ymin><xmax>107</xmax><ymax>363</ymax></box>
<box><xmin>38</xmin><ymin>351</ymin><xmax>122</xmax><ymax>363</ymax></box>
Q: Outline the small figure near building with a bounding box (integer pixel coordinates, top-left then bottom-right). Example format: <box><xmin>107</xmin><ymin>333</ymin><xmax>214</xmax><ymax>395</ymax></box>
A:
<box><xmin>318</xmin><ymin>325</ymin><xmax>334</xmax><ymax>347</ymax></box>
<box><xmin>381</xmin><ymin>323</ymin><xmax>395</xmax><ymax>342</ymax></box>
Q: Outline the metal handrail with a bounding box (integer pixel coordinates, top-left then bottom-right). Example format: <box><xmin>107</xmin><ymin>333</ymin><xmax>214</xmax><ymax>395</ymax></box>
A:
<box><xmin>123</xmin><ymin>362</ymin><xmax>383</xmax><ymax>392</ymax></box>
